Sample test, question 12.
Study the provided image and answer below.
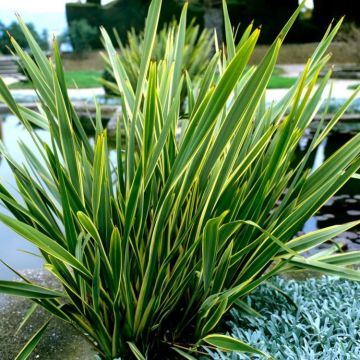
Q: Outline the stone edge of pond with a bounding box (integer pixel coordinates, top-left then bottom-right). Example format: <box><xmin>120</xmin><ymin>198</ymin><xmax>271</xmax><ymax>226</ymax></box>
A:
<box><xmin>0</xmin><ymin>268</ymin><xmax>96</xmax><ymax>360</ymax></box>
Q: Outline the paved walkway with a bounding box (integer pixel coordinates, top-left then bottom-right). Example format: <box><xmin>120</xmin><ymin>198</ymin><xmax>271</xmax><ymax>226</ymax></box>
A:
<box><xmin>266</xmin><ymin>79</ymin><xmax>359</xmax><ymax>103</ymax></box>
<box><xmin>2</xmin><ymin>76</ymin><xmax>20</xmax><ymax>86</ymax></box>
<box><xmin>278</xmin><ymin>64</ymin><xmax>307</xmax><ymax>77</ymax></box>
<box><xmin>3</xmin><ymin>71</ymin><xmax>360</xmax><ymax>105</ymax></box>
<box><xmin>0</xmin><ymin>270</ymin><xmax>94</xmax><ymax>360</ymax></box>
<box><xmin>10</xmin><ymin>87</ymin><xmax>105</xmax><ymax>99</ymax></box>
<box><xmin>271</xmin><ymin>64</ymin><xmax>360</xmax><ymax>101</ymax></box>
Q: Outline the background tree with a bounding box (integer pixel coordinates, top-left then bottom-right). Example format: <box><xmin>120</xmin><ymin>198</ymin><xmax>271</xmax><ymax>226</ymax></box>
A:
<box><xmin>313</xmin><ymin>0</ymin><xmax>360</xmax><ymax>30</ymax></box>
<box><xmin>65</xmin><ymin>0</ymin><xmax>360</xmax><ymax>45</ymax></box>
<box><xmin>62</xmin><ymin>19</ymin><xmax>97</xmax><ymax>56</ymax></box>
<box><xmin>0</xmin><ymin>21</ymin><xmax>49</xmax><ymax>54</ymax></box>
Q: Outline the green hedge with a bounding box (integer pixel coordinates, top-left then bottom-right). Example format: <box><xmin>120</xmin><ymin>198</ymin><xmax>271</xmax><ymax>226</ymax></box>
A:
<box><xmin>66</xmin><ymin>0</ymin><xmax>356</xmax><ymax>46</ymax></box>
<box><xmin>228</xmin><ymin>0</ymin><xmax>300</xmax><ymax>44</ymax></box>
<box><xmin>66</xmin><ymin>0</ymin><xmax>203</xmax><ymax>49</ymax></box>
<box><xmin>313</xmin><ymin>0</ymin><xmax>360</xmax><ymax>29</ymax></box>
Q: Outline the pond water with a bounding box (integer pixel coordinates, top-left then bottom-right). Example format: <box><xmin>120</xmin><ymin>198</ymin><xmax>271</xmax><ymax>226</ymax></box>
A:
<box><xmin>0</xmin><ymin>115</ymin><xmax>49</xmax><ymax>279</ymax></box>
<box><xmin>0</xmin><ymin>113</ymin><xmax>359</xmax><ymax>279</ymax></box>
<box><xmin>300</xmin><ymin>130</ymin><xmax>360</xmax><ymax>251</ymax></box>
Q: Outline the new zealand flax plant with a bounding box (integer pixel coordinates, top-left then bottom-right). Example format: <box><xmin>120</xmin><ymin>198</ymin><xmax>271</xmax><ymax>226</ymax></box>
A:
<box><xmin>0</xmin><ymin>0</ymin><xmax>360</xmax><ymax>359</ymax></box>
<box><xmin>101</xmin><ymin>19</ymin><xmax>213</xmax><ymax>96</ymax></box>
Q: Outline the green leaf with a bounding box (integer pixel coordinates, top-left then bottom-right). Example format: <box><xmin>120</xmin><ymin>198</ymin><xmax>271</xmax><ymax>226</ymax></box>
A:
<box><xmin>143</xmin><ymin>62</ymin><xmax>157</xmax><ymax>170</ymax></box>
<box><xmin>0</xmin><ymin>281</ymin><xmax>62</xmax><ymax>298</ymax></box>
<box><xmin>92</xmin><ymin>249</ymin><xmax>101</xmax><ymax>313</ymax></box>
<box><xmin>15</xmin><ymin>320</ymin><xmax>50</xmax><ymax>360</ymax></box>
<box><xmin>233</xmin><ymin>299</ymin><xmax>263</xmax><ymax>318</ymax></box>
<box><xmin>15</xmin><ymin>303</ymin><xmax>39</xmax><ymax>335</ymax></box>
<box><xmin>278</xmin><ymin>220</ymin><xmax>360</xmax><ymax>256</ymax></box>
<box><xmin>289</xmin><ymin>257</ymin><xmax>360</xmax><ymax>281</ymax></box>
<box><xmin>171</xmin><ymin>1</ymin><xmax>187</xmax><ymax>98</ymax></box>
<box><xmin>110</xmin><ymin>227</ymin><xmax>122</xmax><ymax>288</ymax></box>
<box><xmin>172</xmin><ymin>347</ymin><xmax>198</xmax><ymax>360</ymax></box>
<box><xmin>77</xmin><ymin>211</ymin><xmax>112</xmax><ymax>275</ymax></box>
<box><xmin>0</xmin><ymin>213</ymin><xmax>90</xmax><ymax>278</ymax></box>
<box><xmin>202</xmin><ymin>216</ymin><xmax>224</xmax><ymax>292</ymax></box>
<box><xmin>203</xmin><ymin>334</ymin><xmax>268</xmax><ymax>357</ymax></box>
<box><xmin>199</xmin><ymin>297</ymin><xmax>228</xmax><ymax>337</ymax></box>
<box><xmin>127</xmin><ymin>342</ymin><xmax>146</xmax><ymax>360</ymax></box>
<box><xmin>222</xmin><ymin>0</ymin><xmax>236</xmax><ymax>60</ymax></box>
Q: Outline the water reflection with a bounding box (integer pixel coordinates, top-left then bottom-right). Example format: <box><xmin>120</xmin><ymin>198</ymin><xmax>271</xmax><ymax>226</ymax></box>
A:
<box><xmin>0</xmin><ymin>115</ymin><xmax>45</xmax><ymax>279</ymax></box>
<box><xmin>300</xmin><ymin>131</ymin><xmax>360</xmax><ymax>248</ymax></box>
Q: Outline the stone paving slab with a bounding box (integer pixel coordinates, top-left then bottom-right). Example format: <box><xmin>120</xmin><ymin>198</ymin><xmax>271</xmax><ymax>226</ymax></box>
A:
<box><xmin>0</xmin><ymin>270</ymin><xmax>95</xmax><ymax>360</ymax></box>
<box><xmin>266</xmin><ymin>79</ymin><xmax>360</xmax><ymax>103</ymax></box>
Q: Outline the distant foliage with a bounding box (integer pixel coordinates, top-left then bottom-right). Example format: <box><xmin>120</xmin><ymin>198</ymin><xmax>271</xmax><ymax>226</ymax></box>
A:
<box><xmin>0</xmin><ymin>21</ymin><xmax>48</xmax><ymax>54</ymax></box>
<box><xmin>102</xmin><ymin>20</ymin><xmax>213</xmax><ymax>95</ymax></box>
<box><xmin>62</xmin><ymin>19</ymin><xmax>98</xmax><ymax>55</ymax></box>
<box><xmin>65</xmin><ymin>0</ymin><xmax>185</xmax><ymax>49</ymax></box>
<box><xmin>337</xmin><ymin>23</ymin><xmax>360</xmax><ymax>63</ymax></box>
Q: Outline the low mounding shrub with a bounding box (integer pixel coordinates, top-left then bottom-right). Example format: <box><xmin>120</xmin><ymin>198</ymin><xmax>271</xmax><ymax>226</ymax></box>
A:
<box><xmin>101</xmin><ymin>19</ymin><xmax>213</xmax><ymax>96</ymax></box>
<box><xmin>0</xmin><ymin>1</ymin><xmax>360</xmax><ymax>359</ymax></box>
<box><xmin>208</xmin><ymin>277</ymin><xmax>360</xmax><ymax>359</ymax></box>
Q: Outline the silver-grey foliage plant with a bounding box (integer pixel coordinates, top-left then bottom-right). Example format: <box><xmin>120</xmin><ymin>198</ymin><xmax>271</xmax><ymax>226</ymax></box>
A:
<box><xmin>209</xmin><ymin>277</ymin><xmax>360</xmax><ymax>359</ymax></box>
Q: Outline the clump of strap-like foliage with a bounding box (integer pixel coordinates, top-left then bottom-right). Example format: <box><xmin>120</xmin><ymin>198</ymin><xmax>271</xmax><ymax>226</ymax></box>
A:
<box><xmin>101</xmin><ymin>19</ymin><xmax>213</xmax><ymax>96</ymax></box>
<box><xmin>0</xmin><ymin>0</ymin><xmax>360</xmax><ymax>359</ymax></box>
